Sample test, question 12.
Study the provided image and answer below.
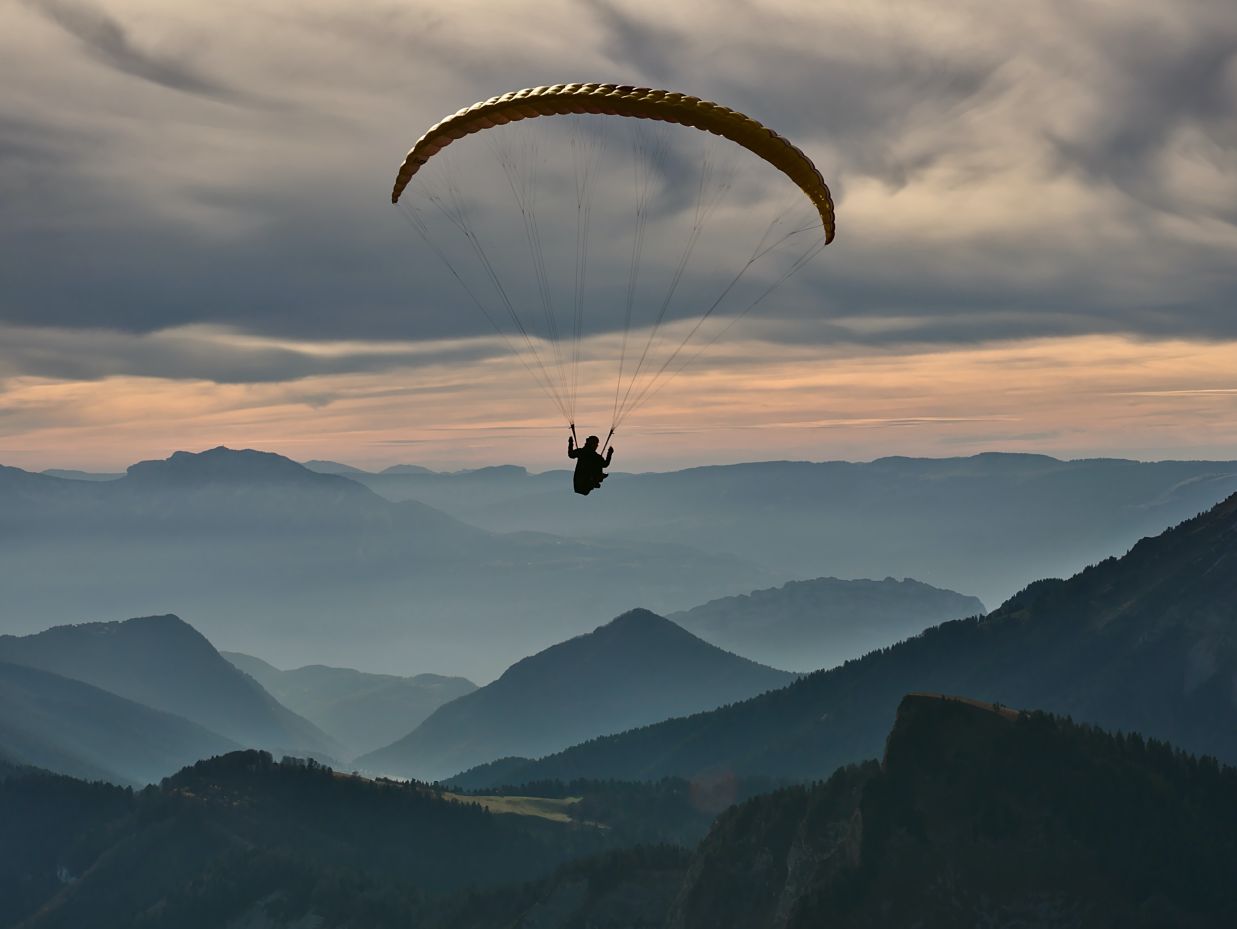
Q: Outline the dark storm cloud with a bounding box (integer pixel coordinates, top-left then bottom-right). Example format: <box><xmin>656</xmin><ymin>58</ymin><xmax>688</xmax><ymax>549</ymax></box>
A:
<box><xmin>582</xmin><ymin>0</ymin><xmax>1001</xmax><ymax>187</ymax></box>
<box><xmin>1045</xmin><ymin>2</ymin><xmax>1237</xmax><ymax>220</ymax></box>
<box><xmin>22</xmin><ymin>0</ymin><xmax>241</xmax><ymax>101</ymax></box>
<box><xmin>712</xmin><ymin>43</ymin><xmax>998</xmax><ymax>190</ymax></box>
<box><xmin>2</xmin><ymin>0</ymin><xmax>1236</xmax><ymax>390</ymax></box>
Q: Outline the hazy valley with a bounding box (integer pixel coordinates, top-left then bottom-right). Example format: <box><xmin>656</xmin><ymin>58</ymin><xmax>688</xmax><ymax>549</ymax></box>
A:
<box><xmin>4</xmin><ymin>448</ymin><xmax>1237</xmax><ymax>927</ymax></box>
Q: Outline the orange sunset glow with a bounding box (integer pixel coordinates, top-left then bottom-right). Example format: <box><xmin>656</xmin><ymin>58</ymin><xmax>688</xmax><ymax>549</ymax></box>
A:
<box><xmin>4</xmin><ymin>333</ymin><xmax>1235</xmax><ymax>473</ymax></box>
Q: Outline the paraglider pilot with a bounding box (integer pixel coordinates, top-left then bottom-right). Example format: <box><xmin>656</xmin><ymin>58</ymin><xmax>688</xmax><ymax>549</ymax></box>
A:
<box><xmin>569</xmin><ymin>431</ymin><xmax>613</xmax><ymax>496</ymax></box>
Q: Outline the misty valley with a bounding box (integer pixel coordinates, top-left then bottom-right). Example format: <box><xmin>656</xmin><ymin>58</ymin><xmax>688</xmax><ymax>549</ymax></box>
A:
<box><xmin>3</xmin><ymin>448</ymin><xmax>1237</xmax><ymax>927</ymax></box>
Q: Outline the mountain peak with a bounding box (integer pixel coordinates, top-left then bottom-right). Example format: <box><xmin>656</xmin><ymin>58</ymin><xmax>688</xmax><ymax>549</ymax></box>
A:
<box><xmin>360</xmin><ymin>608</ymin><xmax>794</xmax><ymax>781</ymax></box>
<box><xmin>126</xmin><ymin>447</ymin><xmax>331</xmax><ymax>485</ymax></box>
<box><xmin>600</xmin><ymin>608</ymin><xmax>670</xmax><ymax>633</ymax></box>
<box><xmin>496</xmin><ymin>608</ymin><xmax>762</xmax><ymax>687</ymax></box>
<box><xmin>380</xmin><ymin>463</ymin><xmax>435</xmax><ymax>475</ymax></box>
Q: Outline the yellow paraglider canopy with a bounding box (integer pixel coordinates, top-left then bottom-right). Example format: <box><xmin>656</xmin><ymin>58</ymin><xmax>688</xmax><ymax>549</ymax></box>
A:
<box><xmin>392</xmin><ymin>83</ymin><xmax>835</xmax><ymax>244</ymax></box>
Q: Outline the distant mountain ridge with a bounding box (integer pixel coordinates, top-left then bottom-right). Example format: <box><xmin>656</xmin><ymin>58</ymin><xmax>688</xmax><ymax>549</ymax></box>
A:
<box><xmin>355</xmin><ymin>453</ymin><xmax>1237</xmax><ymax>608</ymax></box>
<box><xmin>670</xmin><ymin>576</ymin><xmax>985</xmax><ymax>671</ymax></box>
<box><xmin>0</xmin><ymin>447</ymin><xmax>770</xmax><ymax>678</ymax></box>
<box><xmin>128</xmin><ymin>446</ymin><xmax>333</xmax><ymax>485</ymax></box>
<box><xmin>302</xmin><ymin>459</ymin><xmax>368</xmax><ymax>474</ymax></box>
<box><xmin>0</xmin><ymin>614</ymin><xmax>337</xmax><ymax>758</ymax></box>
<box><xmin>358</xmin><ymin>610</ymin><xmax>796</xmax><ymax>782</ymax></box>
<box><xmin>222</xmin><ymin>652</ymin><xmax>476</xmax><ymax>757</ymax></box>
<box><xmin>452</xmin><ymin>491</ymin><xmax>1237</xmax><ymax>787</ymax></box>
<box><xmin>39</xmin><ymin>468</ymin><xmax>123</xmax><ymax>481</ymax></box>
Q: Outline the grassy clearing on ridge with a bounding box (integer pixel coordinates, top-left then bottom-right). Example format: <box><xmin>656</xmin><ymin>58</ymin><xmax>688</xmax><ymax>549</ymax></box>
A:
<box><xmin>442</xmin><ymin>792</ymin><xmax>584</xmax><ymax>823</ymax></box>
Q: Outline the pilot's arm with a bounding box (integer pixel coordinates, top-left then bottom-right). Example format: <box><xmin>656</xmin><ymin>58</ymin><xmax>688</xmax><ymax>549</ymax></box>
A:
<box><xmin>604</xmin><ymin>446</ymin><xmax>614</xmax><ymax>467</ymax></box>
<box><xmin>568</xmin><ymin>436</ymin><xmax>578</xmax><ymax>459</ymax></box>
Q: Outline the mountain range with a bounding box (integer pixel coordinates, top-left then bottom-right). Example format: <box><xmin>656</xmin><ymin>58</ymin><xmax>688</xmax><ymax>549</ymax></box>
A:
<box><xmin>327</xmin><ymin>453</ymin><xmax>1237</xmax><ymax>609</ymax></box>
<box><xmin>222</xmin><ymin>652</ymin><xmax>476</xmax><ymax>757</ymax></box>
<box><xmin>0</xmin><ymin>447</ymin><xmax>770</xmax><ymax>679</ymax></box>
<box><xmin>357</xmin><ymin>610</ymin><xmax>795</xmax><ymax>782</ymax></box>
<box><xmin>451</xmin><ymin>489</ymin><xmax>1237</xmax><ymax>788</ymax></box>
<box><xmin>669</xmin><ymin>576</ymin><xmax>985</xmax><ymax>671</ymax></box>
<box><xmin>1</xmin><ymin>607</ymin><xmax>792</xmax><ymax>785</ymax></box>
<box><xmin>9</xmin><ymin>449</ymin><xmax>1237</xmax><ymax>924</ymax></box>
<box><xmin>16</xmin><ymin>449</ymin><xmax>1237</xmax><ymax>678</ymax></box>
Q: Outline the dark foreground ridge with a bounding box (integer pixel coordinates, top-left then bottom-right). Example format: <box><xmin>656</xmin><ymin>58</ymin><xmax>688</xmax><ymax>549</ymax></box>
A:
<box><xmin>442</xmin><ymin>695</ymin><xmax>1237</xmax><ymax>929</ymax></box>
<box><xmin>8</xmin><ymin>695</ymin><xmax>1233</xmax><ymax>927</ymax></box>
<box><xmin>664</xmin><ymin>693</ymin><xmax>1237</xmax><ymax>928</ymax></box>
<box><xmin>0</xmin><ymin>750</ymin><xmax>682</xmax><ymax>928</ymax></box>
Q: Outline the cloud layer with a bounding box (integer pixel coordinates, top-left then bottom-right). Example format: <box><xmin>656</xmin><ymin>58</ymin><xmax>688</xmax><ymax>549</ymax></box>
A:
<box><xmin>2</xmin><ymin>0</ymin><xmax>1235</xmax><ymax>466</ymax></box>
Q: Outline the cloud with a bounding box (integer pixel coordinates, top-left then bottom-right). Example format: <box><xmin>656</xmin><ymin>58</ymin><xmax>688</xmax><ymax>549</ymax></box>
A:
<box><xmin>21</xmin><ymin>0</ymin><xmax>242</xmax><ymax>101</ymax></box>
<box><xmin>581</xmin><ymin>0</ymin><xmax>684</xmax><ymax>85</ymax></box>
<box><xmin>1041</xmin><ymin>1</ymin><xmax>1237</xmax><ymax>217</ymax></box>
<box><xmin>0</xmin><ymin>0</ymin><xmax>1234</xmax><ymax>397</ymax></box>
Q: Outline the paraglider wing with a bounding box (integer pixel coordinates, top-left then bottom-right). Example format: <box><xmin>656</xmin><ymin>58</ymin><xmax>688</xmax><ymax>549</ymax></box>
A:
<box><xmin>391</xmin><ymin>83</ymin><xmax>835</xmax><ymax>244</ymax></box>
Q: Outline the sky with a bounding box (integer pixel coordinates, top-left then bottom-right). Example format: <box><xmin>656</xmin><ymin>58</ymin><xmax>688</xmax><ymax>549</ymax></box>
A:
<box><xmin>2</xmin><ymin>0</ymin><xmax>1236</xmax><ymax>473</ymax></box>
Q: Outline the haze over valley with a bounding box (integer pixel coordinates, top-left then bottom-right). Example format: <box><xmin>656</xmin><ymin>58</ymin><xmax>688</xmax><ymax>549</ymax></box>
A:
<box><xmin>7</xmin><ymin>455</ymin><xmax>1237</xmax><ymax>927</ymax></box>
<box><xmin>7</xmin><ymin>447</ymin><xmax>1236</xmax><ymax>679</ymax></box>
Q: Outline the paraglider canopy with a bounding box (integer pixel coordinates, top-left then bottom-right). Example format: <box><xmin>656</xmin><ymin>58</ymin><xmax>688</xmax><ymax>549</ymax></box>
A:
<box><xmin>393</xmin><ymin>83</ymin><xmax>835</xmax><ymax>243</ymax></box>
<box><xmin>391</xmin><ymin>83</ymin><xmax>835</xmax><ymax>440</ymax></box>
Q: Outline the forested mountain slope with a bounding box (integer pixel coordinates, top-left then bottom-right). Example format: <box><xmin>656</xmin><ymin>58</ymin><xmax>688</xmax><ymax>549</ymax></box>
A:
<box><xmin>1</xmin><ymin>751</ymin><xmax>725</xmax><ymax>929</ymax></box>
<box><xmin>667</xmin><ymin>694</ymin><xmax>1237</xmax><ymax>928</ymax></box>
<box><xmin>8</xmin><ymin>696</ymin><xmax>1234</xmax><ymax>927</ymax></box>
<box><xmin>391</xmin><ymin>697</ymin><xmax>1237</xmax><ymax>929</ymax></box>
